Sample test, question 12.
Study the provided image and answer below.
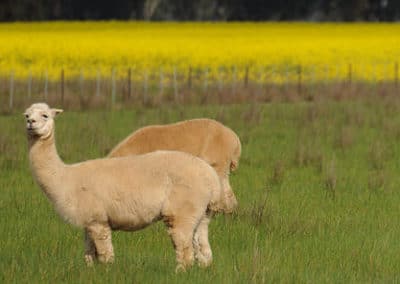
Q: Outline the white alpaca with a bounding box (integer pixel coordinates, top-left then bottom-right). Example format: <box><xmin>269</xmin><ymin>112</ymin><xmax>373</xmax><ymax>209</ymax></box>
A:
<box><xmin>24</xmin><ymin>103</ymin><xmax>221</xmax><ymax>271</ymax></box>
<box><xmin>108</xmin><ymin>118</ymin><xmax>241</xmax><ymax>213</ymax></box>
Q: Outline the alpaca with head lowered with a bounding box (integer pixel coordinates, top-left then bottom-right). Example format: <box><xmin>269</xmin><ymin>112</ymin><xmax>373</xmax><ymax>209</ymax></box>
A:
<box><xmin>25</xmin><ymin>103</ymin><xmax>222</xmax><ymax>271</ymax></box>
<box><xmin>108</xmin><ymin>118</ymin><xmax>241</xmax><ymax>213</ymax></box>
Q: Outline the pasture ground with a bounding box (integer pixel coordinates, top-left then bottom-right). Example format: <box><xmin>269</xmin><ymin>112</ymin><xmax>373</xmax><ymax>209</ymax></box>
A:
<box><xmin>1</xmin><ymin>96</ymin><xmax>400</xmax><ymax>283</ymax></box>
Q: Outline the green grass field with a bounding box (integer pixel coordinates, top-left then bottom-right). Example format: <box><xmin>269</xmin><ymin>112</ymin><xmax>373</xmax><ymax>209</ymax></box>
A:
<box><xmin>2</xmin><ymin>98</ymin><xmax>400</xmax><ymax>283</ymax></box>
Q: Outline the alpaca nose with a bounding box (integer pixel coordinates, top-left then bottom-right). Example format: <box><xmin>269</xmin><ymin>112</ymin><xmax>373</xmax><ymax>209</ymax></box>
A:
<box><xmin>27</xmin><ymin>118</ymin><xmax>36</xmax><ymax>124</ymax></box>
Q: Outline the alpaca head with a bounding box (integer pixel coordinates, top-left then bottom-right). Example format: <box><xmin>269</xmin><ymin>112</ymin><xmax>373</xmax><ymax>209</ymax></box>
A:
<box><xmin>24</xmin><ymin>103</ymin><xmax>63</xmax><ymax>139</ymax></box>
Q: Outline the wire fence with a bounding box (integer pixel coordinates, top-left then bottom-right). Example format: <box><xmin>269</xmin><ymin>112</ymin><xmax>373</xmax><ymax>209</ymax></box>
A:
<box><xmin>1</xmin><ymin>64</ymin><xmax>399</xmax><ymax>112</ymax></box>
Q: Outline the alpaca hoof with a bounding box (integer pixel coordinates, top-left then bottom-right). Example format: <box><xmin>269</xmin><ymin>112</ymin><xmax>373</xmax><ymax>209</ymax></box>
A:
<box><xmin>222</xmin><ymin>207</ymin><xmax>234</xmax><ymax>214</ymax></box>
<box><xmin>223</xmin><ymin>200</ymin><xmax>238</xmax><ymax>214</ymax></box>
<box><xmin>196</xmin><ymin>251</ymin><xmax>213</xmax><ymax>267</ymax></box>
<box><xmin>98</xmin><ymin>254</ymin><xmax>114</xmax><ymax>264</ymax></box>
<box><xmin>175</xmin><ymin>264</ymin><xmax>187</xmax><ymax>273</ymax></box>
<box><xmin>85</xmin><ymin>255</ymin><xmax>94</xmax><ymax>267</ymax></box>
<box><xmin>197</xmin><ymin>257</ymin><xmax>213</xmax><ymax>268</ymax></box>
<box><xmin>198</xmin><ymin>261</ymin><xmax>212</xmax><ymax>268</ymax></box>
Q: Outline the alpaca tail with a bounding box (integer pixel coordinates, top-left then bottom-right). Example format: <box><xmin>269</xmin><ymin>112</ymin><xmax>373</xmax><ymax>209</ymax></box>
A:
<box><xmin>230</xmin><ymin>136</ymin><xmax>242</xmax><ymax>172</ymax></box>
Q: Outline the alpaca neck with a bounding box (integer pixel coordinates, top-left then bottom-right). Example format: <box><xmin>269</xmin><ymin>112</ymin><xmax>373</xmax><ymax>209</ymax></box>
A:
<box><xmin>28</xmin><ymin>131</ymin><xmax>65</xmax><ymax>203</ymax></box>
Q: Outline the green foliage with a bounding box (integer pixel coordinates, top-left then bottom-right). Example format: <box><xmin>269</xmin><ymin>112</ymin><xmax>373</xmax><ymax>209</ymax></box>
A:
<box><xmin>2</xmin><ymin>98</ymin><xmax>400</xmax><ymax>282</ymax></box>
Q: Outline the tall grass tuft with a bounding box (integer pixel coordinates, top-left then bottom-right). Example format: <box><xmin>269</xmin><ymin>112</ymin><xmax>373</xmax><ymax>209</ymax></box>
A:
<box><xmin>368</xmin><ymin>141</ymin><xmax>386</xmax><ymax>171</ymax></box>
<box><xmin>250</xmin><ymin>191</ymin><xmax>270</xmax><ymax>228</ymax></box>
<box><xmin>270</xmin><ymin>160</ymin><xmax>285</xmax><ymax>186</ymax></box>
<box><xmin>324</xmin><ymin>159</ymin><xmax>337</xmax><ymax>200</ymax></box>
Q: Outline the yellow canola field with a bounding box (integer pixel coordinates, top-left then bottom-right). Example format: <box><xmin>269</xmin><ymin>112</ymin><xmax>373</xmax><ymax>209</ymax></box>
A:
<box><xmin>0</xmin><ymin>22</ymin><xmax>399</xmax><ymax>83</ymax></box>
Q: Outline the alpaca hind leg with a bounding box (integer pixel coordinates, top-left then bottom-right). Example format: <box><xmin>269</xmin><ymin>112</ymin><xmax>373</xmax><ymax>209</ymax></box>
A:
<box><xmin>84</xmin><ymin>229</ymin><xmax>97</xmax><ymax>266</ymax></box>
<box><xmin>194</xmin><ymin>215</ymin><xmax>212</xmax><ymax>267</ymax></box>
<box><xmin>167</xmin><ymin>220</ymin><xmax>196</xmax><ymax>272</ymax></box>
<box><xmin>87</xmin><ymin>223</ymin><xmax>114</xmax><ymax>264</ymax></box>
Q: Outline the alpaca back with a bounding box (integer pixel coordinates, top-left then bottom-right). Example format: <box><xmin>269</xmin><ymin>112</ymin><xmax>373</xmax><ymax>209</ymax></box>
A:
<box><xmin>108</xmin><ymin>118</ymin><xmax>241</xmax><ymax>175</ymax></box>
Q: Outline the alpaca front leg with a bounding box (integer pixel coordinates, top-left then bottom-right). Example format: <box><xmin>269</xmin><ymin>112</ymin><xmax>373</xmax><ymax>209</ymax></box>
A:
<box><xmin>84</xmin><ymin>229</ymin><xmax>97</xmax><ymax>266</ymax></box>
<box><xmin>193</xmin><ymin>215</ymin><xmax>212</xmax><ymax>267</ymax></box>
<box><xmin>221</xmin><ymin>176</ymin><xmax>238</xmax><ymax>213</ymax></box>
<box><xmin>87</xmin><ymin>224</ymin><xmax>114</xmax><ymax>264</ymax></box>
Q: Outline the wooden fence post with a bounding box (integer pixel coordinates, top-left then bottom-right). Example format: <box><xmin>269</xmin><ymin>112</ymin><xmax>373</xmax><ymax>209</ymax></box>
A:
<box><xmin>324</xmin><ymin>65</ymin><xmax>329</xmax><ymax>86</ymax></box>
<box><xmin>60</xmin><ymin>69</ymin><xmax>64</xmax><ymax>105</ymax></box>
<box><xmin>348</xmin><ymin>63</ymin><xmax>352</xmax><ymax>85</ymax></box>
<box><xmin>244</xmin><ymin>65</ymin><xmax>249</xmax><ymax>88</ymax></box>
<box><xmin>311</xmin><ymin>66</ymin><xmax>316</xmax><ymax>95</ymax></box>
<box><xmin>96</xmin><ymin>69</ymin><xmax>101</xmax><ymax>97</ymax></box>
<box><xmin>143</xmin><ymin>70</ymin><xmax>148</xmax><ymax>104</ymax></box>
<box><xmin>79</xmin><ymin>69</ymin><xmax>84</xmax><ymax>99</ymax></box>
<box><xmin>203</xmin><ymin>68</ymin><xmax>208</xmax><ymax>94</ymax></box>
<box><xmin>297</xmin><ymin>65</ymin><xmax>302</xmax><ymax>96</ymax></box>
<box><xmin>9</xmin><ymin>70</ymin><xmax>14</xmax><ymax>110</ymax></box>
<box><xmin>264</xmin><ymin>67</ymin><xmax>269</xmax><ymax>97</ymax></box>
<box><xmin>285</xmin><ymin>66</ymin><xmax>290</xmax><ymax>94</ymax></box>
<box><xmin>231</xmin><ymin>65</ymin><xmax>237</xmax><ymax>97</ymax></box>
<box><xmin>187</xmin><ymin>66</ymin><xmax>192</xmax><ymax>90</ymax></box>
<box><xmin>335</xmin><ymin>64</ymin><xmax>340</xmax><ymax>83</ymax></box>
<box><xmin>159</xmin><ymin>68</ymin><xmax>164</xmax><ymax>98</ymax></box>
<box><xmin>173</xmin><ymin>67</ymin><xmax>178</xmax><ymax>103</ymax></box>
<box><xmin>27</xmin><ymin>71</ymin><xmax>32</xmax><ymax>100</ymax></box>
<box><xmin>258</xmin><ymin>67</ymin><xmax>264</xmax><ymax>97</ymax></box>
<box><xmin>44</xmin><ymin>70</ymin><xmax>48</xmax><ymax>101</ymax></box>
<box><xmin>111</xmin><ymin>68</ymin><xmax>116</xmax><ymax>107</ymax></box>
<box><xmin>127</xmin><ymin>67</ymin><xmax>131</xmax><ymax>100</ymax></box>
<box><xmin>218</xmin><ymin>67</ymin><xmax>223</xmax><ymax>93</ymax></box>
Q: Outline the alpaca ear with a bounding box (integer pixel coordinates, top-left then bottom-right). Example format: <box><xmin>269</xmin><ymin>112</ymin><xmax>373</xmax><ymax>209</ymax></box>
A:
<box><xmin>51</xmin><ymin>108</ymin><xmax>63</xmax><ymax>117</ymax></box>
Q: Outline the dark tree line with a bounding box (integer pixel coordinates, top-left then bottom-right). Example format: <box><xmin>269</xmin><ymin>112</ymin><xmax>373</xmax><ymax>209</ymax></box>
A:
<box><xmin>0</xmin><ymin>0</ymin><xmax>399</xmax><ymax>22</ymax></box>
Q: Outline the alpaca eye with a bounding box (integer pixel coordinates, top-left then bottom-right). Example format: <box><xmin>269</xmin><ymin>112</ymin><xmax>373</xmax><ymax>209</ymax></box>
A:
<box><xmin>25</xmin><ymin>114</ymin><xmax>29</xmax><ymax>119</ymax></box>
<box><xmin>42</xmin><ymin>114</ymin><xmax>48</xmax><ymax>119</ymax></box>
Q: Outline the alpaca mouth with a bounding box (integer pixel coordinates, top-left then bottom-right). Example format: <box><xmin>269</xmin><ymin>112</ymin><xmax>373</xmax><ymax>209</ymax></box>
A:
<box><xmin>27</xmin><ymin>127</ymin><xmax>38</xmax><ymax>134</ymax></box>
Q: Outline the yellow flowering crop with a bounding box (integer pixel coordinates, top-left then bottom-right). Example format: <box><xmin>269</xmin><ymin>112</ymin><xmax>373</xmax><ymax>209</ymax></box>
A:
<box><xmin>0</xmin><ymin>21</ymin><xmax>399</xmax><ymax>83</ymax></box>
